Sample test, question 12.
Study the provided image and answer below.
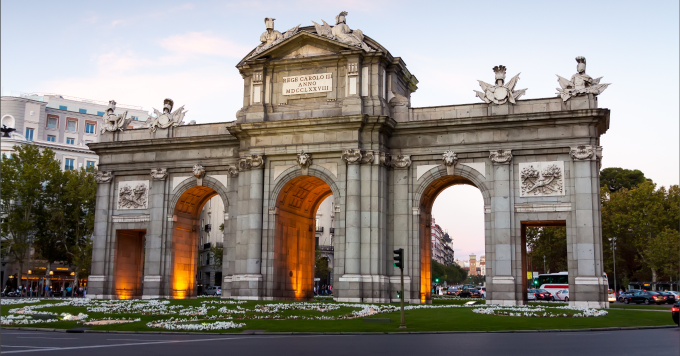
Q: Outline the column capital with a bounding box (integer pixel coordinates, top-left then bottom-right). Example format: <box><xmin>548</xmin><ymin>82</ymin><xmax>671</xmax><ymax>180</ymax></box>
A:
<box><xmin>391</xmin><ymin>154</ymin><xmax>411</xmax><ymax>169</ymax></box>
<box><xmin>489</xmin><ymin>149</ymin><xmax>513</xmax><ymax>165</ymax></box>
<box><xmin>341</xmin><ymin>149</ymin><xmax>362</xmax><ymax>164</ymax></box>
<box><xmin>238</xmin><ymin>154</ymin><xmax>264</xmax><ymax>171</ymax></box>
<box><xmin>150</xmin><ymin>168</ymin><xmax>168</xmax><ymax>180</ymax></box>
<box><xmin>94</xmin><ymin>171</ymin><xmax>113</xmax><ymax>184</ymax></box>
<box><xmin>569</xmin><ymin>145</ymin><xmax>599</xmax><ymax>161</ymax></box>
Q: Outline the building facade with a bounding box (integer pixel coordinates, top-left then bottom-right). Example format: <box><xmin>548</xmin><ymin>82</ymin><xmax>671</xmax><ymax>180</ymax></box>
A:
<box><xmin>87</xmin><ymin>15</ymin><xmax>611</xmax><ymax>307</ymax></box>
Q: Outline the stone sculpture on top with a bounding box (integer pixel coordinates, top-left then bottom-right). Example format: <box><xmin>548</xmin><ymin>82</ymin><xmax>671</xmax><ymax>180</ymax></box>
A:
<box><xmin>556</xmin><ymin>56</ymin><xmax>611</xmax><ymax>102</ymax></box>
<box><xmin>474</xmin><ymin>65</ymin><xmax>527</xmax><ymax>105</ymax></box>
<box><xmin>313</xmin><ymin>11</ymin><xmax>374</xmax><ymax>52</ymax></box>
<box><xmin>100</xmin><ymin>100</ymin><xmax>132</xmax><ymax>134</ymax></box>
<box><xmin>250</xmin><ymin>18</ymin><xmax>300</xmax><ymax>58</ymax></box>
<box><xmin>148</xmin><ymin>98</ymin><xmax>187</xmax><ymax>133</ymax></box>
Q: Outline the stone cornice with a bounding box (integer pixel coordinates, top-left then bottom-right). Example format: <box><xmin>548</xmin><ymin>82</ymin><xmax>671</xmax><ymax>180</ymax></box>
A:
<box><xmin>227</xmin><ymin>115</ymin><xmax>396</xmax><ymax>139</ymax></box>
<box><xmin>88</xmin><ymin>134</ymin><xmax>238</xmax><ymax>155</ymax></box>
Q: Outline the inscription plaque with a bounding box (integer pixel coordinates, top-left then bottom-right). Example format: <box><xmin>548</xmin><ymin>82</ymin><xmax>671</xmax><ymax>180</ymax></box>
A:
<box><xmin>282</xmin><ymin>73</ymin><xmax>333</xmax><ymax>95</ymax></box>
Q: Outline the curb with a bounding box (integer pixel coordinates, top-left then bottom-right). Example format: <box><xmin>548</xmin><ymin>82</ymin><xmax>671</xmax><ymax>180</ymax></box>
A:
<box><xmin>2</xmin><ymin>325</ymin><xmax>677</xmax><ymax>335</ymax></box>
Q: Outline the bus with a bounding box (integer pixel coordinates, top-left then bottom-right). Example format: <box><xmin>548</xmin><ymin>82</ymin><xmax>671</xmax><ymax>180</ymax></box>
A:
<box><xmin>535</xmin><ymin>272</ymin><xmax>609</xmax><ymax>301</ymax></box>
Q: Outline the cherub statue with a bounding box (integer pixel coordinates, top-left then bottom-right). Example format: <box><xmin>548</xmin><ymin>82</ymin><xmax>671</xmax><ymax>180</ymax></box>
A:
<box><xmin>556</xmin><ymin>56</ymin><xmax>611</xmax><ymax>102</ymax></box>
<box><xmin>148</xmin><ymin>98</ymin><xmax>187</xmax><ymax>133</ymax></box>
<box><xmin>100</xmin><ymin>100</ymin><xmax>131</xmax><ymax>134</ymax></box>
<box><xmin>474</xmin><ymin>65</ymin><xmax>527</xmax><ymax>105</ymax></box>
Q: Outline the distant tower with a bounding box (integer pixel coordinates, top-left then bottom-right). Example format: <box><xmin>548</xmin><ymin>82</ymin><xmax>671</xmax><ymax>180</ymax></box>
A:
<box><xmin>469</xmin><ymin>254</ymin><xmax>477</xmax><ymax>276</ymax></box>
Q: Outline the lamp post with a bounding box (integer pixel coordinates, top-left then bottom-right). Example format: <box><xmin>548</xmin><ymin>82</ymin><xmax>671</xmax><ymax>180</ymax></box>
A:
<box><xmin>608</xmin><ymin>237</ymin><xmax>617</xmax><ymax>295</ymax></box>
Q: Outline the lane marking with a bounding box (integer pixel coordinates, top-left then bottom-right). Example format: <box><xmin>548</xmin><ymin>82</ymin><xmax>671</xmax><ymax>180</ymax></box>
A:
<box><xmin>1</xmin><ymin>346</ymin><xmax>55</xmax><ymax>349</ymax></box>
<box><xmin>106</xmin><ymin>339</ymin><xmax>171</xmax><ymax>342</ymax></box>
<box><xmin>15</xmin><ymin>337</ymin><xmax>78</xmax><ymax>340</ymax></box>
<box><xmin>1</xmin><ymin>335</ymin><xmax>337</xmax><ymax>354</ymax></box>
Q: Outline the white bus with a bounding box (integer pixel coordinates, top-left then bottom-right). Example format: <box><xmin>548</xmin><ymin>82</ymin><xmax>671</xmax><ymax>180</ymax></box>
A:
<box><xmin>536</xmin><ymin>272</ymin><xmax>609</xmax><ymax>301</ymax></box>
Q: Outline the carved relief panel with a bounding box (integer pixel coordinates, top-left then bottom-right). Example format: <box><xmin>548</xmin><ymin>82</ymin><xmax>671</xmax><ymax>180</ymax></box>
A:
<box><xmin>519</xmin><ymin>161</ymin><xmax>565</xmax><ymax>197</ymax></box>
<box><xmin>117</xmin><ymin>180</ymin><xmax>150</xmax><ymax>210</ymax></box>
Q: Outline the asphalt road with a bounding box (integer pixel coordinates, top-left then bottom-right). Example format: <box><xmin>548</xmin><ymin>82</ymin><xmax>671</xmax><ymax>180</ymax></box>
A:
<box><xmin>1</xmin><ymin>328</ymin><xmax>678</xmax><ymax>356</ymax></box>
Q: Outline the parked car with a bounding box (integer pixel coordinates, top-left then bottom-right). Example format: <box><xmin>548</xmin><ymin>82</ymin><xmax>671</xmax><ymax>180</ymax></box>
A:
<box><xmin>608</xmin><ymin>291</ymin><xmax>617</xmax><ymax>303</ymax></box>
<box><xmin>623</xmin><ymin>291</ymin><xmax>665</xmax><ymax>305</ymax></box>
<box><xmin>672</xmin><ymin>302</ymin><xmax>679</xmax><ymax>325</ymax></box>
<box><xmin>527</xmin><ymin>289</ymin><xmax>537</xmax><ymax>301</ymax></box>
<box><xmin>655</xmin><ymin>292</ymin><xmax>675</xmax><ymax>304</ymax></box>
<box><xmin>477</xmin><ymin>287</ymin><xmax>486</xmax><ymax>299</ymax></box>
<box><xmin>555</xmin><ymin>289</ymin><xmax>570</xmax><ymax>302</ymax></box>
<box><xmin>534</xmin><ymin>289</ymin><xmax>553</xmax><ymax>301</ymax></box>
<box><xmin>460</xmin><ymin>287</ymin><xmax>481</xmax><ymax>298</ymax></box>
<box><xmin>618</xmin><ymin>289</ymin><xmax>641</xmax><ymax>302</ymax></box>
<box><xmin>446</xmin><ymin>287</ymin><xmax>459</xmax><ymax>296</ymax></box>
<box><xmin>204</xmin><ymin>286</ymin><xmax>222</xmax><ymax>296</ymax></box>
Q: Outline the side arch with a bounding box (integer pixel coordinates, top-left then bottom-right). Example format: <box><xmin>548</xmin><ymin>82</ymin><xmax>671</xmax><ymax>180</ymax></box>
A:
<box><xmin>269</xmin><ymin>165</ymin><xmax>342</xmax><ymax>205</ymax></box>
<box><xmin>414</xmin><ymin>164</ymin><xmax>492</xmax><ymax>210</ymax></box>
<box><xmin>169</xmin><ymin>175</ymin><xmax>230</xmax><ymax>217</ymax></box>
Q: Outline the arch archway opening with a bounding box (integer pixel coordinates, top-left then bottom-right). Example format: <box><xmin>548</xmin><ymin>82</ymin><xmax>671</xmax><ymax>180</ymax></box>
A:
<box><xmin>420</xmin><ymin>175</ymin><xmax>485</xmax><ymax>303</ymax></box>
<box><xmin>171</xmin><ymin>185</ymin><xmax>221</xmax><ymax>299</ymax></box>
<box><xmin>274</xmin><ymin>175</ymin><xmax>333</xmax><ymax>300</ymax></box>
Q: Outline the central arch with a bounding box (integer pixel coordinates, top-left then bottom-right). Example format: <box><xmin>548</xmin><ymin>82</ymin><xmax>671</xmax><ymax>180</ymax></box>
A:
<box><xmin>415</xmin><ymin>165</ymin><xmax>492</xmax><ymax>303</ymax></box>
<box><xmin>273</xmin><ymin>175</ymin><xmax>333</xmax><ymax>300</ymax></box>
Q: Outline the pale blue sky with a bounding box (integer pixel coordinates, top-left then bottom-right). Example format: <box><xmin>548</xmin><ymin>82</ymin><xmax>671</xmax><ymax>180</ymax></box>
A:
<box><xmin>2</xmin><ymin>1</ymin><xmax>678</xmax><ymax>258</ymax></box>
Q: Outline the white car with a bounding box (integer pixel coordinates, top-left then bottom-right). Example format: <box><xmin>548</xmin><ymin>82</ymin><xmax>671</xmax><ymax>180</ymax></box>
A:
<box><xmin>527</xmin><ymin>289</ymin><xmax>536</xmax><ymax>301</ymax></box>
<box><xmin>204</xmin><ymin>286</ymin><xmax>222</xmax><ymax>296</ymax></box>
<box><xmin>555</xmin><ymin>289</ymin><xmax>570</xmax><ymax>302</ymax></box>
<box><xmin>608</xmin><ymin>292</ymin><xmax>616</xmax><ymax>302</ymax></box>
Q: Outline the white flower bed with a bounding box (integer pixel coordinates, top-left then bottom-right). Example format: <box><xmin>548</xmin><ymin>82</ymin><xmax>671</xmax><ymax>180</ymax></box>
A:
<box><xmin>1</xmin><ymin>315</ymin><xmax>60</xmax><ymax>325</ymax></box>
<box><xmin>1</xmin><ymin>298</ymin><xmax>42</xmax><ymax>305</ymax></box>
<box><xmin>60</xmin><ymin>313</ymin><xmax>89</xmax><ymax>321</ymax></box>
<box><xmin>147</xmin><ymin>317</ymin><xmax>245</xmax><ymax>331</ymax></box>
<box><xmin>472</xmin><ymin>305</ymin><xmax>607</xmax><ymax>318</ymax></box>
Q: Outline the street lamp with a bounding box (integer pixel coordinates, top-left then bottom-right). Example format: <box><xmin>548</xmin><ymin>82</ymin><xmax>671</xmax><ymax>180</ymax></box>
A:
<box><xmin>608</xmin><ymin>237</ymin><xmax>617</xmax><ymax>295</ymax></box>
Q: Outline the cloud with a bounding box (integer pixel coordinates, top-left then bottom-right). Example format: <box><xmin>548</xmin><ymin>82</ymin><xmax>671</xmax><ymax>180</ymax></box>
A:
<box><xmin>159</xmin><ymin>32</ymin><xmax>251</xmax><ymax>58</ymax></box>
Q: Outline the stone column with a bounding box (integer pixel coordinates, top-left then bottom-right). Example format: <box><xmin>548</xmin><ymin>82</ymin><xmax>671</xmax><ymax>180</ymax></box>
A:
<box><xmin>338</xmin><ymin>149</ymin><xmax>362</xmax><ymax>302</ymax></box>
<box><xmin>88</xmin><ymin>171</ymin><xmax>114</xmax><ymax>298</ymax></box>
<box><xmin>142</xmin><ymin>169</ymin><xmax>168</xmax><ymax>298</ymax></box>
<box><xmin>389</xmin><ymin>155</ymin><xmax>414</xmax><ymax>302</ymax></box>
<box><xmin>222</xmin><ymin>166</ymin><xmax>239</xmax><ymax>298</ymax></box>
<box><xmin>569</xmin><ymin>145</ymin><xmax>607</xmax><ymax>308</ymax></box>
<box><xmin>488</xmin><ymin>151</ymin><xmax>515</xmax><ymax>305</ymax></box>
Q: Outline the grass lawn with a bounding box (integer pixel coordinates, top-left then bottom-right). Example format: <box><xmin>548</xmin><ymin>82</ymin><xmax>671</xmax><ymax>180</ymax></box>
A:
<box><xmin>1</xmin><ymin>298</ymin><xmax>675</xmax><ymax>333</ymax></box>
<box><xmin>609</xmin><ymin>304</ymin><xmax>674</xmax><ymax>311</ymax></box>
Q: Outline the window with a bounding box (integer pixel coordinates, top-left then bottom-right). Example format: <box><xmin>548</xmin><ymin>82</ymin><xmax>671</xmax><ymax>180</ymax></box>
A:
<box><xmin>47</xmin><ymin>135</ymin><xmax>56</xmax><ymax>142</ymax></box>
<box><xmin>96</xmin><ymin>111</ymin><xmax>105</xmax><ymax>116</ymax></box>
<box><xmin>59</xmin><ymin>105</ymin><xmax>67</xmax><ymax>110</ymax></box>
<box><xmin>66</xmin><ymin>120</ymin><xmax>77</xmax><ymax>131</ymax></box>
<box><xmin>47</xmin><ymin>117</ymin><xmax>58</xmax><ymax>129</ymax></box>
<box><xmin>66</xmin><ymin>138</ymin><xmax>75</xmax><ymax>145</ymax></box>
<box><xmin>78</xmin><ymin>108</ymin><xmax>87</xmax><ymax>114</ymax></box>
<box><xmin>86</xmin><ymin>161</ymin><xmax>96</xmax><ymax>169</ymax></box>
<box><xmin>25</xmin><ymin>128</ymin><xmax>34</xmax><ymax>141</ymax></box>
<box><xmin>85</xmin><ymin>122</ymin><xmax>95</xmax><ymax>134</ymax></box>
<box><xmin>64</xmin><ymin>158</ymin><xmax>74</xmax><ymax>171</ymax></box>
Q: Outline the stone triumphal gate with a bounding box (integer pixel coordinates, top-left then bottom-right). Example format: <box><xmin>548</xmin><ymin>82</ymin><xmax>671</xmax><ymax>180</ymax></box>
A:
<box><xmin>88</xmin><ymin>14</ymin><xmax>611</xmax><ymax>307</ymax></box>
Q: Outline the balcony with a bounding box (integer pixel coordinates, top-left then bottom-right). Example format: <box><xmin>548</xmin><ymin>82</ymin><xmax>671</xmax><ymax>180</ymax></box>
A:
<box><xmin>315</xmin><ymin>226</ymin><xmax>324</xmax><ymax>233</ymax></box>
<box><xmin>203</xmin><ymin>242</ymin><xmax>211</xmax><ymax>250</ymax></box>
<box><xmin>317</xmin><ymin>245</ymin><xmax>334</xmax><ymax>252</ymax></box>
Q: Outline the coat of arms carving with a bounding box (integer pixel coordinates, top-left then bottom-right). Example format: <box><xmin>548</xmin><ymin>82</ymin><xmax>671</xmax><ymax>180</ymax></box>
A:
<box><xmin>148</xmin><ymin>98</ymin><xmax>187</xmax><ymax>133</ymax></box>
<box><xmin>117</xmin><ymin>181</ymin><xmax>149</xmax><ymax>209</ymax></box>
<box><xmin>519</xmin><ymin>162</ymin><xmax>565</xmax><ymax>197</ymax></box>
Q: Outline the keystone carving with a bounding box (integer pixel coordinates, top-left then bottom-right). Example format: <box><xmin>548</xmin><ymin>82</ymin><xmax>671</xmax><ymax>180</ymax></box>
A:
<box><xmin>391</xmin><ymin>155</ymin><xmax>411</xmax><ymax>169</ymax></box>
<box><xmin>297</xmin><ymin>150</ymin><xmax>312</xmax><ymax>169</ymax></box>
<box><xmin>341</xmin><ymin>149</ymin><xmax>362</xmax><ymax>164</ymax></box>
<box><xmin>556</xmin><ymin>57</ymin><xmax>611</xmax><ymax>102</ymax></box>
<box><xmin>192</xmin><ymin>164</ymin><xmax>206</xmax><ymax>178</ymax></box>
<box><xmin>94</xmin><ymin>171</ymin><xmax>113</xmax><ymax>184</ymax></box>
<box><xmin>489</xmin><ymin>149</ymin><xmax>513</xmax><ymax>164</ymax></box>
<box><xmin>569</xmin><ymin>145</ymin><xmax>596</xmax><ymax>160</ymax></box>
<box><xmin>150</xmin><ymin>168</ymin><xmax>168</xmax><ymax>180</ymax></box>
<box><xmin>239</xmin><ymin>155</ymin><xmax>264</xmax><ymax>171</ymax></box>
<box><xmin>442</xmin><ymin>150</ymin><xmax>458</xmax><ymax>166</ymax></box>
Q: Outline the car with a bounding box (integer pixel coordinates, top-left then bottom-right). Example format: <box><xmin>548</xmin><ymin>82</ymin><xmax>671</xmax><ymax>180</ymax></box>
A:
<box><xmin>672</xmin><ymin>302</ymin><xmax>679</xmax><ymax>325</ymax></box>
<box><xmin>534</xmin><ymin>289</ymin><xmax>553</xmax><ymax>301</ymax></box>
<box><xmin>477</xmin><ymin>287</ymin><xmax>486</xmax><ymax>299</ymax></box>
<box><xmin>460</xmin><ymin>287</ymin><xmax>481</xmax><ymax>298</ymax></box>
<box><xmin>204</xmin><ymin>286</ymin><xmax>221</xmax><ymax>296</ymax></box>
<box><xmin>555</xmin><ymin>289</ymin><xmax>570</xmax><ymax>302</ymax></box>
<box><xmin>623</xmin><ymin>291</ymin><xmax>665</xmax><ymax>305</ymax></box>
<box><xmin>527</xmin><ymin>289</ymin><xmax>537</xmax><ymax>301</ymax></box>
<box><xmin>657</xmin><ymin>292</ymin><xmax>677</xmax><ymax>304</ymax></box>
<box><xmin>618</xmin><ymin>289</ymin><xmax>641</xmax><ymax>302</ymax></box>
<box><xmin>446</xmin><ymin>287</ymin><xmax>459</xmax><ymax>296</ymax></box>
<box><xmin>608</xmin><ymin>291</ymin><xmax>617</xmax><ymax>303</ymax></box>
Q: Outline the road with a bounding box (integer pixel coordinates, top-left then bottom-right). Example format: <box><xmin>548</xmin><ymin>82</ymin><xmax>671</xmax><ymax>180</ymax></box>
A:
<box><xmin>1</xmin><ymin>328</ymin><xmax>678</xmax><ymax>356</ymax></box>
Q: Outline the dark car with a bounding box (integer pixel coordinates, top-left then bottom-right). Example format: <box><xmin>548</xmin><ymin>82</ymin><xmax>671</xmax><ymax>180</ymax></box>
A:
<box><xmin>656</xmin><ymin>292</ymin><xmax>676</xmax><ymax>304</ymax></box>
<box><xmin>618</xmin><ymin>289</ymin><xmax>641</xmax><ymax>302</ymax></box>
<box><xmin>446</xmin><ymin>288</ymin><xmax>459</xmax><ymax>296</ymax></box>
<box><xmin>672</xmin><ymin>302</ymin><xmax>679</xmax><ymax>325</ymax></box>
<box><xmin>624</xmin><ymin>291</ymin><xmax>666</xmax><ymax>305</ymax></box>
<box><xmin>534</xmin><ymin>289</ymin><xmax>553</xmax><ymax>301</ymax></box>
<box><xmin>459</xmin><ymin>287</ymin><xmax>481</xmax><ymax>298</ymax></box>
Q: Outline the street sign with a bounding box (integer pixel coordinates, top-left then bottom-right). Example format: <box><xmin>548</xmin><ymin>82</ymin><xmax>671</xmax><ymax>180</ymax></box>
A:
<box><xmin>314</xmin><ymin>278</ymin><xmax>320</xmax><ymax>281</ymax></box>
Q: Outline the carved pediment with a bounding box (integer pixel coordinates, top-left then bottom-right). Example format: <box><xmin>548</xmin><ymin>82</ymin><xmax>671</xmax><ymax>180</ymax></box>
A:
<box><xmin>240</xmin><ymin>30</ymin><xmax>357</xmax><ymax>64</ymax></box>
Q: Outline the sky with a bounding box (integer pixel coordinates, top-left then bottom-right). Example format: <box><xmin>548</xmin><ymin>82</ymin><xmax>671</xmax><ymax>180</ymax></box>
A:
<box><xmin>2</xmin><ymin>1</ymin><xmax>678</xmax><ymax>259</ymax></box>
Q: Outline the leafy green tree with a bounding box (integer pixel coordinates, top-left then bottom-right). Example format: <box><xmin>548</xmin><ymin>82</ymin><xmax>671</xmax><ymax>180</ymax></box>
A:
<box><xmin>526</xmin><ymin>226</ymin><xmax>567</xmax><ymax>274</ymax></box>
<box><xmin>209</xmin><ymin>245</ymin><xmax>223</xmax><ymax>270</ymax></box>
<box><xmin>314</xmin><ymin>250</ymin><xmax>332</xmax><ymax>285</ymax></box>
<box><xmin>600</xmin><ymin>168</ymin><xmax>649</xmax><ymax>192</ymax></box>
<box><xmin>0</xmin><ymin>145</ymin><xmax>61</xmax><ymax>288</ymax></box>
<box><xmin>431</xmin><ymin>260</ymin><xmax>467</xmax><ymax>285</ymax></box>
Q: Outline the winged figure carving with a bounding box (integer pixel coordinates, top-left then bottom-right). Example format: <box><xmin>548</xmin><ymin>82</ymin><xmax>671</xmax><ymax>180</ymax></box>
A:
<box><xmin>312</xmin><ymin>12</ymin><xmax>374</xmax><ymax>52</ymax></box>
<box><xmin>556</xmin><ymin>56</ymin><xmax>611</xmax><ymax>102</ymax></box>
<box><xmin>148</xmin><ymin>98</ymin><xmax>187</xmax><ymax>133</ymax></box>
<box><xmin>312</xmin><ymin>20</ymin><xmax>334</xmax><ymax>39</ymax></box>
<box><xmin>100</xmin><ymin>100</ymin><xmax>132</xmax><ymax>134</ymax></box>
<box><xmin>474</xmin><ymin>66</ymin><xmax>527</xmax><ymax>105</ymax></box>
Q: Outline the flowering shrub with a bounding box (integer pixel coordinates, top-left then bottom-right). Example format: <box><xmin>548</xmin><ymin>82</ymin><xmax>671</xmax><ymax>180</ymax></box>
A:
<box><xmin>1</xmin><ymin>298</ymin><xmax>42</xmax><ymax>305</ymax></box>
<box><xmin>472</xmin><ymin>305</ymin><xmax>607</xmax><ymax>318</ymax></box>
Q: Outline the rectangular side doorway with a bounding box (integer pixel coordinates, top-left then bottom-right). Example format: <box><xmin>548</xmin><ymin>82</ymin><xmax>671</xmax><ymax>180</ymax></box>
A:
<box><xmin>521</xmin><ymin>220</ymin><xmax>566</xmax><ymax>303</ymax></box>
<box><xmin>114</xmin><ymin>229</ymin><xmax>146</xmax><ymax>299</ymax></box>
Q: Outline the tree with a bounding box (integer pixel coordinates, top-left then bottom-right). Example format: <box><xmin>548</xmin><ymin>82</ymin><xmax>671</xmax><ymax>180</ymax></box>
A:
<box><xmin>526</xmin><ymin>226</ymin><xmax>567</xmax><ymax>274</ymax></box>
<box><xmin>600</xmin><ymin>168</ymin><xmax>649</xmax><ymax>192</ymax></box>
<box><xmin>208</xmin><ymin>245</ymin><xmax>223</xmax><ymax>270</ymax></box>
<box><xmin>431</xmin><ymin>260</ymin><xmax>467</xmax><ymax>285</ymax></box>
<box><xmin>0</xmin><ymin>145</ymin><xmax>61</xmax><ymax>289</ymax></box>
<box><xmin>314</xmin><ymin>250</ymin><xmax>331</xmax><ymax>285</ymax></box>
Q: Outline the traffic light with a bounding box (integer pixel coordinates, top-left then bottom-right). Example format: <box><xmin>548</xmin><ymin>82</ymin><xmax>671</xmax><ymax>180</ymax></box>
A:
<box><xmin>393</xmin><ymin>248</ymin><xmax>403</xmax><ymax>269</ymax></box>
<box><xmin>533</xmin><ymin>279</ymin><xmax>539</xmax><ymax>287</ymax></box>
<box><xmin>434</xmin><ymin>278</ymin><xmax>440</xmax><ymax>283</ymax></box>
